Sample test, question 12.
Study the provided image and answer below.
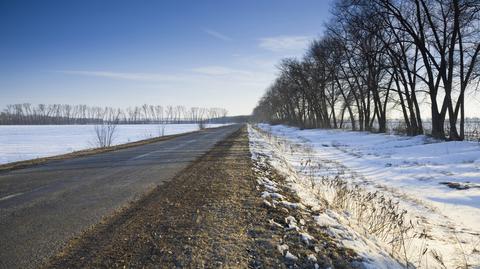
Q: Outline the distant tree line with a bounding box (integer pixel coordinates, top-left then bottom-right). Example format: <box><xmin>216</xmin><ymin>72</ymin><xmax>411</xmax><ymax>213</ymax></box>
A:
<box><xmin>0</xmin><ymin>103</ymin><xmax>228</xmax><ymax>125</ymax></box>
<box><xmin>253</xmin><ymin>0</ymin><xmax>480</xmax><ymax>140</ymax></box>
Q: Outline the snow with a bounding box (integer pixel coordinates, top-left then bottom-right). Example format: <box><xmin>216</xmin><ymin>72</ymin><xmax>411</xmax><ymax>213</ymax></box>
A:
<box><xmin>249</xmin><ymin>124</ymin><xmax>480</xmax><ymax>268</ymax></box>
<box><xmin>260</xmin><ymin>124</ymin><xmax>480</xmax><ymax>233</ymax></box>
<box><xmin>0</xmin><ymin>124</ymin><xmax>228</xmax><ymax>164</ymax></box>
<box><xmin>261</xmin><ymin>191</ymin><xmax>284</xmax><ymax>199</ymax></box>
<box><xmin>307</xmin><ymin>253</ymin><xmax>317</xmax><ymax>262</ymax></box>
<box><xmin>285</xmin><ymin>215</ymin><xmax>298</xmax><ymax>230</ymax></box>
<box><xmin>299</xmin><ymin>232</ymin><xmax>314</xmax><ymax>244</ymax></box>
<box><xmin>269</xmin><ymin>219</ymin><xmax>284</xmax><ymax>229</ymax></box>
<box><xmin>257</xmin><ymin>176</ymin><xmax>279</xmax><ymax>192</ymax></box>
<box><xmin>277</xmin><ymin>244</ymin><xmax>289</xmax><ymax>255</ymax></box>
<box><xmin>276</xmin><ymin>200</ymin><xmax>305</xmax><ymax>209</ymax></box>
<box><xmin>262</xmin><ymin>200</ymin><xmax>273</xmax><ymax>207</ymax></box>
<box><xmin>284</xmin><ymin>251</ymin><xmax>298</xmax><ymax>261</ymax></box>
<box><xmin>314</xmin><ymin>213</ymin><xmax>341</xmax><ymax>229</ymax></box>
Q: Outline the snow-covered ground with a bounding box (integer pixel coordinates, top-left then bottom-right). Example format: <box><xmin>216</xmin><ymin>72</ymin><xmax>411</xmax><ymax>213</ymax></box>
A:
<box><xmin>0</xmin><ymin>124</ymin><xmax>227</xmax><ymax>164</ymax></box>
<box><xmin>249</xmin><ymin>124</ymin><xmax>480</xmax><ymax>268</ymax></box>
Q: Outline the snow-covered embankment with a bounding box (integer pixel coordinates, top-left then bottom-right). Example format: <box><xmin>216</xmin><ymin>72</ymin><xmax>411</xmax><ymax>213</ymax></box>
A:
<box><xmin>248</xmin><ymin>124</ymin><xmax>480</xmax><ymax>268</ymax></box>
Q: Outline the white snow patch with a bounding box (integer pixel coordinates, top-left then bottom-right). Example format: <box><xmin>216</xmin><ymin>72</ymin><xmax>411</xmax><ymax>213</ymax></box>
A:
<box><xmin>277</xmin><ymin>244</ymin><xmax>289</xmax><ymax>255</ymax></box>
<box><xmin>269</xmin><ymin>219</ymin><xmax>284</xmax><ymax>229</ymax></box>
<box><xmin>276</xmin><ymin>200</ymin><xmax>305</xmax><ymax>209</ymax></box>
<box><xmin>307</xmin><ymin>254</ymin><xmax>317</xmax><ymax>262</ymax></box>
<box><xmin>314</xmin><ymin>213</ymin><xmax>341</xmax><ymax>229</ymax></box>
<box><xmin>284</xmin><ymin>251</ymin><xmax>298</xmax><ymax>261</ymax></box>
<box><xmin>263</xmin><ymin>200</ymin><xmax>273</xmax><ymax>207</ymax></box>
<box><xmin>261</xmin><ymin>191</ymin><xmax>284</xmax><ymax>200</ymax></box>
<box><xmin>285</xmin><ymin>216</ymin><xmax>299</xmax><ymax>231</ymax></box>
<box><xmin>299</xmin><ymin>232</ymin><xmax>314</xmax><ymax>244</ymax></box>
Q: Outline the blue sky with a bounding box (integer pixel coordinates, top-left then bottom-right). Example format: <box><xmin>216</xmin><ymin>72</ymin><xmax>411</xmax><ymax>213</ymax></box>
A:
<box><xmin>0</xmin><ymin>0</ymin><xmax>334</xmax><ymax>115</ymax></box>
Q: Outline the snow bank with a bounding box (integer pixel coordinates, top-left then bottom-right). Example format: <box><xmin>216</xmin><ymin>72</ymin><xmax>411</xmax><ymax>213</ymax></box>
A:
<box><xmin>248</xmin><ymin>125</ymin><xmax>404</xmax><ymax>268</ymax></box>
<box><xmin>261</xmin><ymin>124</ymin><xmax>480</xmax><ymax>231</ymax></box>
<box><xmin>251</xmin><ymin>124</ymin><xmax>480</xmax><ymax>268</ymax></box>
<box><xmin>0</xmin><ymin>124</ymin><xmax>227</xmax><ymax>164</ymax></box>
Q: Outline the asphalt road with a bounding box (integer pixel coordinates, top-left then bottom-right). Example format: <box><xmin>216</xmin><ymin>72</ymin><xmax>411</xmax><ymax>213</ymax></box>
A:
<box><xmin>0</xmin><ymin>124</ymin><xmax>241</xmax><ymax>269</ymax></box>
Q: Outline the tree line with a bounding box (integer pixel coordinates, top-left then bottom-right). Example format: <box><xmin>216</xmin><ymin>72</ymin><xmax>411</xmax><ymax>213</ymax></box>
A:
<box><xmin>253</xmin><ymin>0</ymin><xmax>480</xmax><ymax>140</ymax></box>
<box><xmin>0</xmin><ymin>103</ymin><xmax>228</xmax><ymax>125</ymax></box>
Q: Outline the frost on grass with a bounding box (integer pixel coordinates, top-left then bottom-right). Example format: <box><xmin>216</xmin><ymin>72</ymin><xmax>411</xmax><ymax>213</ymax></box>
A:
<box><xmin>248</xmin><ymin>124</ymin><xmax>480</xmax><ymax>269</ymax></box>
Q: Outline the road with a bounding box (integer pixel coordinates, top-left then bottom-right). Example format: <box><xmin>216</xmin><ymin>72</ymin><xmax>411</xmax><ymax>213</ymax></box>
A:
<box><xmin>0</xmin><ymin>124</ymin><xmax>241</xmax><ymax>269</ymax></box>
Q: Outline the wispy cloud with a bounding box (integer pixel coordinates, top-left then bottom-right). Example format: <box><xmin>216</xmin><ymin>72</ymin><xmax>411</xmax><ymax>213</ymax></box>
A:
<box><xmin>191</xmin><ymin>65</ymin><xmax>274</xmax><ymax>88</ymax></box>
<box><xmin>57</xmin><ymin>70</ymin><xmax>184</xmax><ymax>82</ymax></box>
<box><xmin>57</xmin><ymin>67</ymin><xmax>267</xmax><ymax>84</ymax></box>
<box><xmin>191</xmin><ymin>66</ymin><xmax>251</xmax><ymax>76</ymax></box>
<box><xmin>202</xmin><ymin>28</ymin><xmax>232</xmax><ymax>41</ymax></box>
<box><xmin>258</xmin><ymin>35</ymin><xmax>313</xmax><ymax>52</ymax></box>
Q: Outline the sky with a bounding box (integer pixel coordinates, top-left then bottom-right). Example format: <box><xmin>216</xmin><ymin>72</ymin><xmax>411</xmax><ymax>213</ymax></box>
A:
<box><xmin>0</xmin><ymin>0</ymin><xmax>334</xmax><ymax>116</ymax></box>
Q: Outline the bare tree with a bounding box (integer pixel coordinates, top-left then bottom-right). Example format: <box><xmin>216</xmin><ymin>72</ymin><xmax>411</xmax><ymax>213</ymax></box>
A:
<box><xmin>93</xmin><ymin>109</ymin><xmax>121</xmax><ymax>148</ymax></box>
<box><xmin>252</xmin><ymin>0</ymin><xmax>480</xmax><ymax>141</ymax></box>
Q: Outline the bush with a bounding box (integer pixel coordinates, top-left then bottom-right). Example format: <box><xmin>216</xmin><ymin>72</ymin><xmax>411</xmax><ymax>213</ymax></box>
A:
<box><xmin>94</xmin><ymin>122</ymin><xmax>118</xmax><ymax>147</ymax></box>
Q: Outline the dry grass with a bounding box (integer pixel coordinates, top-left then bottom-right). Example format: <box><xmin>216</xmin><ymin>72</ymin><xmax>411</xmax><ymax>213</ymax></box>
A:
<box><xmin>251</xmin><ymin>153</ymin><xmax>359</xmax><ymax>268</ymax></box>
<box><xmin>253</xmin><ymin>126</ymin><xmax>420</xmax><ymax>267</ymax></box>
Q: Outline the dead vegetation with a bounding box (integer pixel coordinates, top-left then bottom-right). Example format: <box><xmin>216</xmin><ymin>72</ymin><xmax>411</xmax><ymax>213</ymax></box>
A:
<box><xmin>251</xmin><ymin>152</ymin><xmax>359</xmax><ymax>268</ymax></box>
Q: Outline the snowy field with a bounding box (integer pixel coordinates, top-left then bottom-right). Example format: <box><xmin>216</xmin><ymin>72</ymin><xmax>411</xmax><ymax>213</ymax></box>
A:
<box><xmin>250</xmin><ymin>124</ymin><xmax>480</xmax><ymax>268</ymax></box>
<box><xmin>0</xmin><ymin>124</ymin><xmax>227</xmax><ymax>164</ymax></box>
